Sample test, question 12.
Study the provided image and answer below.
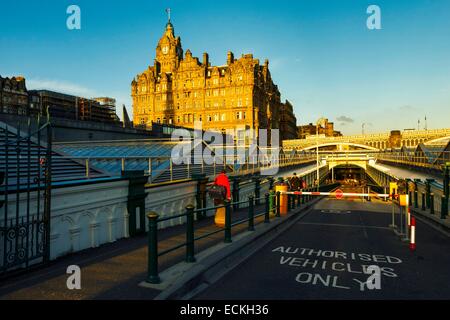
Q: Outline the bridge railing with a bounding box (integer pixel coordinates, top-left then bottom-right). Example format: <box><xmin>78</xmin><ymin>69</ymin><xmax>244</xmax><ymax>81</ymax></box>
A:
<box><xmin>52</xmin><ymin>152</ymin><xmax>317</xmax><ymax>185</ymax></box>
<box><xmin>374</xmin><ymin>151</ymin><xmax>450</xmax><ymax>171</ymax></box>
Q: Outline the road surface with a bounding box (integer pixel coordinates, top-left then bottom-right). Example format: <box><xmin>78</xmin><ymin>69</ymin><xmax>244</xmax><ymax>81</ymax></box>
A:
<box><xmin>195</xmin><ymin>197</ymin><xmax>450</xmax><ymax>299</ymax></box>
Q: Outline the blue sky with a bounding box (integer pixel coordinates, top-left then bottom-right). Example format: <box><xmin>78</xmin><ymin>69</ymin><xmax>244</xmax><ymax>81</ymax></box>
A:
<box><xmin>1</xmin><ymin>0</ymin><xmax>449</xmax><ymax>135</ymax></box>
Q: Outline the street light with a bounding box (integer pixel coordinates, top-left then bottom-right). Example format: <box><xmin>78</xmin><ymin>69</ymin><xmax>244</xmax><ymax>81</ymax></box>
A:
<box><xmin>316</xmin><ymin>117</ymin><xmax>327</xmax><ymax>190</ymax></box>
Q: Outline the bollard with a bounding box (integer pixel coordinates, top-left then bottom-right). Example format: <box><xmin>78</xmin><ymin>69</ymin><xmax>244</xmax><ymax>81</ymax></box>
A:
<box><xmin>146</xmin><ymin>212</ymin><xmax>160</xmax><ymax>284</ymax></box>
<box><xmin>409</xmin><ymin>191</ymin><xmax>412</xmax><ymax>206</ymax></box>
<box><xmin>410</xmin><ymin>217</ymin><xmax>416</xmax><ymax>251</ymax></box>
<box><xmin>276</xmin><ymin>191</ymin><xmax>281</xmax><ymax>218</ymax></box>
<box><xmin>224</xmin><ymin>200</ymin><xmax>232</xmax><ymax>243</ymax></box>
<box><xmin>414</xmin><ymin>190</ymin><xmax>418</xmax><ymax>209</ymax></box>
<box><xmin>264</xmin><ymin>193</ymin><xmax>270</xmax><ymax>223</ymax></box>
<box><xmin>441</xmin><ymin>195</ymin><xmax>448</xmax><ymax>219</ymax></box>
<box><xmin>421</xmin><ymin>192</ymin><xmax>426</xmax><ymax>211</ymax></box>
<box><xmin>269</xmin><ymin>190</ymin><xmax>275</xmax><ymax>215</ymax></box>
<box><xmin>253</xmin><ymin>178</ymin><xmax>261</xmax><ymax>205</ymax></box>
<box><xmin>185</xmin><ymin>205</ymin><xmax>196</xmax><ymax>263</ymax></box>
<box><xmin>430</xmin><ymin>193</ymin><xmax>435</xmax><ymax>215</ymax></box>
<box><xmin>248</xmin><ymin>196</ymin><xmax>255</xmax><ymax>231</ymax></box>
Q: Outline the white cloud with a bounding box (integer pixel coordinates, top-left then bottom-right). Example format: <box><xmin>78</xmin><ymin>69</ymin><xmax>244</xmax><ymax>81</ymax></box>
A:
<box><xmin>27</xmin><ymin>78</ymin><xmax>102</xmax><ymax>98</ymax></box>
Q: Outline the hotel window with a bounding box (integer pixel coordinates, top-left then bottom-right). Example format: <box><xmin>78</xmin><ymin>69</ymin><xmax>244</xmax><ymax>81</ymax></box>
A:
<box><xmin>208</xmin><ymin>115</ymin><xmax>212</xmax><ymax>122</ymax></box>
<box><xmin>221</xmin><ymin>113</ymin><xmax>226</xmax><ymax>121</ymax></box>
<box><xmin>177</xmin><ymin>116</ymin><xmax>181</xmax><ymax>123</ymax></box>
<box><xmin>213</xmin><ymin>78</ymin><xmax>219</xmax><ymax>85</ymax></box>
<box><xmin>237</xmin><ymin>99</ymin><xmax>242</xmax><ymax>107</ymax></box>
<box><xmin>214</xmin><ymin>114</ymin><xmax>219</xmax><ymax>121</ymax></box>
<box><xmin>213</xmin><ymin>90</ymin><xmax>219</xmax><ymax>97</ymax></box>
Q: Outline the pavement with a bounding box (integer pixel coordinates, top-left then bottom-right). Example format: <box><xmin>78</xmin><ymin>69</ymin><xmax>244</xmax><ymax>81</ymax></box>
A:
<box><xmin>194</xmin><ymin>196</ymin><xmax>450</xmax><ymax>300</ymax></box>
<box><xmin>0</xmin><ymin>203</ymin><xmax>267</xmax><ymax>300</ymax></box>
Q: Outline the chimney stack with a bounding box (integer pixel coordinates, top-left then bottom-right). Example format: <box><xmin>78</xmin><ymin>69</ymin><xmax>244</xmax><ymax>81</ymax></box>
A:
<box><xmin>203</xmin><ymin>52</ymin><xmax>209</xmax><ymax>66</ymax></box>
<box><xmin>227</xmin><ymin>51</ymin><xmax>234</xmax><ymax>65</ymax></box>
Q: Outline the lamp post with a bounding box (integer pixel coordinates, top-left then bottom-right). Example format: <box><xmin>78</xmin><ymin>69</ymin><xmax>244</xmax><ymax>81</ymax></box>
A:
<box><xmin>316</xmin><ymin>117</ymin><xmax>327</xmax><ymax>191</ymax></box>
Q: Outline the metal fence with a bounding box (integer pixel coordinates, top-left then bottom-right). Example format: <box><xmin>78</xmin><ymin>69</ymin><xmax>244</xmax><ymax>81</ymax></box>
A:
<box><xmin>0</xmin><ymin>116</ymin><xmax>52</xmax><ymax>278</ymax></box>
<box><xmin>144</xmin><ymin>182</ymin><xmax>340</xmax><ymax>284</ymax></box>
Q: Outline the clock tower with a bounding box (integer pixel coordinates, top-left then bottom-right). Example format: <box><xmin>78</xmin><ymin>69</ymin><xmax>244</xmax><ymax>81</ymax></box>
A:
<box><xmin>155</xmin><ymin>14</ymin><xmax>183</xmax><ymax>74</ymax></box>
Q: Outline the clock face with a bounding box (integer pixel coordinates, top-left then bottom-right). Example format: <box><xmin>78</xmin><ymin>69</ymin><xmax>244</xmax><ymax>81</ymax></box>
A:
<box><xmin>162</xmin><ymin>46</ymin><xmax>169</xmax><ymax>55</ymax></box>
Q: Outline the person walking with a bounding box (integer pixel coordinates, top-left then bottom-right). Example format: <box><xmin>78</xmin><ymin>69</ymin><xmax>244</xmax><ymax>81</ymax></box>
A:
<box><xmin>210</xmin><ymin>170</ymin><xmax>231</xmax><ymax>227</ymax></box>
<box><xmin>290</xmin><ymin>173</ymin><xmax>301</xmax><ymax>191</ymax></box>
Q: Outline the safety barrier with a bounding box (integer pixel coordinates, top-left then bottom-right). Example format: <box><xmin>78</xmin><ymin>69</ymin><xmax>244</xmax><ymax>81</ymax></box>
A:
<box><xmin>279</xmin><ymin>190</ymin><xmax>390</xmax><ymax>199</ymax></box>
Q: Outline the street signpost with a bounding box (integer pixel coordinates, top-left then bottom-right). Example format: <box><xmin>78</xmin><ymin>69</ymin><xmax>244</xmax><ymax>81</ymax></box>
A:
<box><xmin>335</xmin><ymin>189</ymin><xmax>344</xmax><ymax>200</ymax></box>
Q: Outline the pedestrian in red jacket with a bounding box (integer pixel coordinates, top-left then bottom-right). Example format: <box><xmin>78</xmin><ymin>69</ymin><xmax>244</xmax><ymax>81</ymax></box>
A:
<box><xmin>214</xmin><ymin>170</ymin><xmax>231</xmax><ymax>200</ymax></box>
<box><xmin>213</xmin><ymin>170</ymin><xmax>231</xmax><ymax>227</ymax></box>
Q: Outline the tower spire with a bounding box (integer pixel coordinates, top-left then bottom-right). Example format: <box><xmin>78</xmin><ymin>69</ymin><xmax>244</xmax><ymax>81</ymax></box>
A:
<box><xmin>166</xmin><ymin>8</ymin><xmax>171</xmax><ymax>23</ymax></box>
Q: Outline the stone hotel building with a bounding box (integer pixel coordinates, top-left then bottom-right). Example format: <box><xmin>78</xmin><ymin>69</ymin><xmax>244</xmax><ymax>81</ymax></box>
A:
<box><xmin>131</xmin><ymin>20</ymin><xmax>297</xmax><ymax>141</ymax></box>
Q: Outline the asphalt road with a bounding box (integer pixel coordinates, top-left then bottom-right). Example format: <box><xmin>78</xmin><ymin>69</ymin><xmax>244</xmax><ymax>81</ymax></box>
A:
<box><xmin>195</xmin><ymin>197</ymin><xmax>450</xmax><ymax>299</ymax></box>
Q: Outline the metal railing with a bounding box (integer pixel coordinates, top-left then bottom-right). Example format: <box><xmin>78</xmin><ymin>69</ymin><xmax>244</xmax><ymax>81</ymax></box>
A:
<box><xmin>144</xmin><ymin>184</ymin><xmax>332</xmax><ymax>284</ymax></box>
<box><xmin>374</xmin><ymin>151</ymin><xmax>450</xmax><ymax>171</ymax></box>
<box><xmin>52</xmin><ymin>152</ymin><xmax>317</xmax><ymax>185</ymax></box>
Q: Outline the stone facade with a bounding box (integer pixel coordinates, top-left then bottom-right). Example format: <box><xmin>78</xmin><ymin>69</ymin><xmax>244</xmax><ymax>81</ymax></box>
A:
<box><xmin>0</xmin><ymin>75</ymin><xmax>28</xmax><ymax>116</ymax></box>
<box><xmin>131</xmin><ymin>21</ymin><xmax>296</xmax><ymax>140</ymax></box>
<box><xmin>279</xmin><ymin>100</ymin><xmax>298</xmax><ymax>140</ymax></box>
<box><xmin>297</xmin><ymin>118</ymin><xmax>342</xmax><ymax>139</ymax></box>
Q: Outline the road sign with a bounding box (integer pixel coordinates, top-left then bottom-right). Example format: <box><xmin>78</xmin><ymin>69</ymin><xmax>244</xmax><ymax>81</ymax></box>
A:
<box><xmin>335</xmin><ymin>189</ymin><xmax>344</xmax><ymax>199</ymax></box>
<box><xmin>389</xmin><ymin>182</ymin><xmax>398</xmax><ymax>196</ymax></box>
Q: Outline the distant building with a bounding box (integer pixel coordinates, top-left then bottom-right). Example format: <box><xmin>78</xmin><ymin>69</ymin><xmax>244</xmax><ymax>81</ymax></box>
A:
<box><xmin>0</xmin><ymin>75</ymin><xmax>29</xmax><ymax>116</ymax></box>
<box><xmin>92</xmin><ymin>97</ymin><xmax>120</xmax><ymax>122</ymax></box>
<box><xmin>29</xmin><ymin>90</ymin><xmax>119</xmax><ymax>123</ymax></box>
<box><xmin>279</xmin><ymin>100</ymin><xmax>297</xmax><ymax>140</ymax></box>
<box><xmin>297</xmin><ymin>118</ymin><xmax>342</xmax><ymax>139</ymax></box>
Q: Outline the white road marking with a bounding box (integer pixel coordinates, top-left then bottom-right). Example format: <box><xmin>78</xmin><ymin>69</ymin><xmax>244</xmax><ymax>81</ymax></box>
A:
<box><xmin>298</xmin><ymin>222</ymin><xmax>391</xmax><ymax>230</ymax></box>
<box><xmin>320</xmin><ymin>210</ymin><xmax>351</xmax><ymax>214</ymax></box>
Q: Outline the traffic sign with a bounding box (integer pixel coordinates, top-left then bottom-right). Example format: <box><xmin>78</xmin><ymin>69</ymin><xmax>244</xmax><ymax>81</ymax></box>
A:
<box><xmin>335</xmin><ymin>189</ymin><xmax>344</xmax><ymax>199</ymax></box>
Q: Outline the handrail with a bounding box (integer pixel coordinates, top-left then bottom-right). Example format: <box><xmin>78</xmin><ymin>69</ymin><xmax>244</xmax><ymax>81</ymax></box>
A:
<box><xmin>144</xmin><ymin>182</ymin><xmax>339</xmax><ymax>284</ymax></box>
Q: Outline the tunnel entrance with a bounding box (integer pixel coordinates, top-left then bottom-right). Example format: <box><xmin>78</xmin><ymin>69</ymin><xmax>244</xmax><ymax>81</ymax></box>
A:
<box><xmin>329</xmin><ymin>165</ymin><xmax>367</xmax><ymax>187</ymax></box>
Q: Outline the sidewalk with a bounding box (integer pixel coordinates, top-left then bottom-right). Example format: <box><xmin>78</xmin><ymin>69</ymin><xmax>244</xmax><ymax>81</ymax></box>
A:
<box><xmin>0</xmin><ymin>203</ymin><xmax>268</xmax><ymax>300</ymax></box>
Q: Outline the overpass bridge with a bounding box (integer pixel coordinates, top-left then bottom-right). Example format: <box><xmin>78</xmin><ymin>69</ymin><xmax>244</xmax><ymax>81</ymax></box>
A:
<box><xmin>283</xmin><ymin>128</ymin><xmax>450</xmax><ymax>151</ymax></box>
